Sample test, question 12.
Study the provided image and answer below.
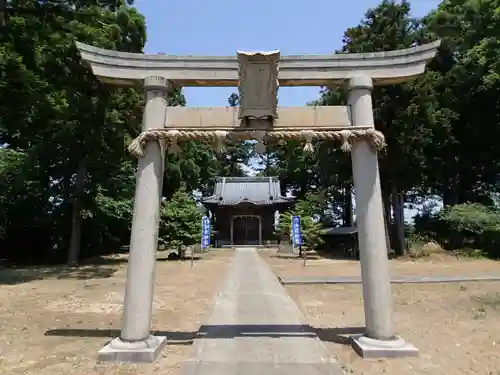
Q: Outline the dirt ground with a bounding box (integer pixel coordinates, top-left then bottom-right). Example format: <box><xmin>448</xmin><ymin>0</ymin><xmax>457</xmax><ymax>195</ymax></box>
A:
<box><xmin>261</xmin><ymin>250</ymin><xmax>500</xmax><ymax>279</ymax></box>
<box><xmin>262</xmin><ymin>250</ymin><xmax>500</xmax><ymax>375</ymax></box>
<box><xmin>1</xmin><ymin>249</ymin><xmax>499</xmax><ymax>375</ymax></box>
<box><xmin>0</xmin><ymin>250</ymin><xmax>233</xmax><ymax>375</ymax></box>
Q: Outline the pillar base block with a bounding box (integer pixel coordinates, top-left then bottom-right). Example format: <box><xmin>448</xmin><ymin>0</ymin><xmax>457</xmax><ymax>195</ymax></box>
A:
<box><xmin>98</xmin><ymin>335</ymin><xmax>167</xmax><ymax>363</ymax></box>
<box><xmin>351</xmin><ymin>334</ymin><xmax>418</xmax><ymax>359</ymax></box>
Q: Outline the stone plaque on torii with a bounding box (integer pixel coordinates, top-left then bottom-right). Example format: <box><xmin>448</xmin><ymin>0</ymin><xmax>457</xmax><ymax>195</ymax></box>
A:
<box><xmin>75</xmin><ymin>40</ymin><xmax>440</xmax><ymax>363</ymax></box>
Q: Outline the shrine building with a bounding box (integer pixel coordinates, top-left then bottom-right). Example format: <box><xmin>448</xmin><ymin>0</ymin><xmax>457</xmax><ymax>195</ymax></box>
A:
<box><xmin>201</xmin><ymin>176</ymin><xmax>293</xmax><ymax>247</ymax></box>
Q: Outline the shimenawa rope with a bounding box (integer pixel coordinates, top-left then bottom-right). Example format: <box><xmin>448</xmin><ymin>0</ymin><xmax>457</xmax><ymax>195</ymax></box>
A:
<box><xmin>127</xmin><ymin>128</ymin><xmax>386</xmax><ymax>157</ymax></box>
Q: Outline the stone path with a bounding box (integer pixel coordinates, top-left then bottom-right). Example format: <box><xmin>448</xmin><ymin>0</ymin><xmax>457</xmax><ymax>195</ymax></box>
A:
<box><xmin>280</xmin><ymin>274</ymin><xmax>500</xmax><ymax>285</ymax></box>
<box><xmin>180</xmin><ymin>247</ymin><xmax>344</xmax><ymax>375</ymax></box>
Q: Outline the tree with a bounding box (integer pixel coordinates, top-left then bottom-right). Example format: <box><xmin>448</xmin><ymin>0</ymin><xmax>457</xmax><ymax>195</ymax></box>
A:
<box><xmin>277</xmin><ymin>193</ymin><xmax>325</xmax><ymax>250</ymax></box>
<box><xmin>418</xmin><ymin>0</ymin><xmax>500</xmax><ymax>206</ymax></box>
<box><xmin>315</xmin><ymin>0</ymin><xmax>440</xmax><ymax>255</ymax></box>
<box><xmin>313</xmin><ymin>0</ymin><xmax>500</xmax><ymax>256</ymax></box>
<box><xmin>158</xmin><ymin>188</ymin><xmax>203</xmax><ymax>254</ymax></box>
<box><xmin>228</xmin><ymin>92</ymin><xmax>240</xmax><ymax>107</ymax></box>
<box><xmin>0</xmin><ymin>0</ymin><xmax>147</xmax><ymax>263</ymax></box>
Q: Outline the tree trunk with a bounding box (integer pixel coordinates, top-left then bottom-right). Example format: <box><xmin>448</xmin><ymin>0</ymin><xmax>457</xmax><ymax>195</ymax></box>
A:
<box><xmin>391</xmin><ymin>183</ymin><xmax>406</xmax><ymax>256</ymax></box>
<box><xmin>442</xmin><ymin>184</ymin><xmax>460</xmax><ymax>207</ymax></box>
<box><xmin>264</xmin><ymin>153</ymin><xmax>271</xmax><ymax>176</ymax></box>
<box><xmin>397</xmin><ymin>193</ymin><xmax>405</xmax><ymax>250</ymax></box>
<box><xmin>442</xmin><ymin>155</ymin><xmax>460</xmax><ymax>207</ymax></box>
<box><xmin>343</xmin><ymin>185</ymin><xmax>354</xmax><ymax>226</ymax></box>
<box><xmin>68</xmin><ymin>160</ymin><xmax>87</xmax><ymax>265</ymax></box>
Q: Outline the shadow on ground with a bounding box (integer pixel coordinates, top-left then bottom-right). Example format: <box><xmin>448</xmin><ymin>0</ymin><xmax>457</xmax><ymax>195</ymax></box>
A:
<box><xmin>0</xmin><ymin>252</ymin><xmax>209</xmax><ymax>285</ymax></box>
<box><xmin>312</xmin><ymin>250</ymin><xmax>359</xmax><ymax>260</ymax></box>
<box><xmin>0</xmin><ymin>264</ymin><xmax>119</xmax><ymax>285</ymax></box>
<box><xmin>89</xmin><ymin>253</ymin><xmax>205</xmax><ymax>266</ymax></box>
<box><xmin>44</xmin><ymin>325</ymin><xmax>365</xmax><ymax>346</ymax></box>
<box><xmin>270</xmin><ymin>252</ymin><xmax>359</xmax><ymax>261</ymax></box>
<box><xmin>270</xmin><ymin>254</ymin><xmax>302</xmax><ymax>260</ymax></box>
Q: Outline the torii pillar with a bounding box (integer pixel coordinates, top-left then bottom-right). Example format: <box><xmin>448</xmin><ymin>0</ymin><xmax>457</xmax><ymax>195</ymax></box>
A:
<box><xmin>75</xmin><ymin>40</ymin><xmax>440</xmax><ymax>363</ymax></box>
<box><xmin>348</xmin><ymin>75</ymin><xmax>413</xmax><ymax>357</ymax></box>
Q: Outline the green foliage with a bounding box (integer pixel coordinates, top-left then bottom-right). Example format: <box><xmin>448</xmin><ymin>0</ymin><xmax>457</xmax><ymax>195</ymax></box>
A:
<box><xmin>415</xmin><ymin>203</ymin><xmax>500</xmax><ymax>258</ymax></box>
<box><xmin>440</xmin><ymin>203</ymin><xmax>500</xmax><ymax>234</ymax></box>
<box><xmin>228</xmin><ymin>93</ymin><xmax>240</xmax><ymax>107</ymax></box>
<box><xmin>0</xmin><ymin>0</ymin><xmax>148</xmax><ymax>263</ymax></box>
<box><xmin>4</xmin><ymin>0</ymin><xmax>500</xmax><ymax>264</ymax></box>
<box><xmin>0</xmin><ymin>4</ymin><xmax>249</xmax><ymax>263</ymax></box>
<box><xmin>313</xmin><ymin>0</ymin><xmax>500</xmax><ymax>255</ymax></box>
<box><xmin>439</xmin><ymin>203</ymin><xmax>500</xmax><ymax>258</ymax></box>
<box><xmin>419</xmin><ymin>0</ymin><xmax>500</xmax><ymax>203</ymax></box>
<box><xmin>277</xmin><ymin>193</ymin><xmax>324</xmax><ymax>250</ymax></box>
<box><xmin>0</xmin><ymin>149</ymin><xmax>26</xmax><ymax>239</ymax></box>
<box><xmin>317</xmin><ymin>0</ymin><xmax>431</xmax><ymax>195</ymax></box>
<box><xmin>454</xmin><ymin>248</ymin><xmax>490</xmax><ymax>260</ymax></box>
<box><xmin>477</xmin><ymin>229</ymin><xmax>500</xmax><ymax>259</ymax></box>
<box><xmin>158</xmin><ymin>188</ymin><xmax>203</xmax><ymax>252</ymax></box>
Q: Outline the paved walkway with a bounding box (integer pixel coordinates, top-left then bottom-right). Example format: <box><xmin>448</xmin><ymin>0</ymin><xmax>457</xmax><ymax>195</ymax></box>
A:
<box><xmin>180</xmin><ymin>247</ymin><xmax>344</xmax><ymax>375</ymax></box>
<box><xmin>280</xmin><ymin>274</ymin><xmax>500</xmax><ymax>285</ymax></box>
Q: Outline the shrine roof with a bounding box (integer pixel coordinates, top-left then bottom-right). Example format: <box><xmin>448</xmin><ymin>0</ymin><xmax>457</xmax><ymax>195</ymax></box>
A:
<box><xmin>201</xmin><ymin>176</ymin><xmax>293</xmax><ymax>206</ymax></box>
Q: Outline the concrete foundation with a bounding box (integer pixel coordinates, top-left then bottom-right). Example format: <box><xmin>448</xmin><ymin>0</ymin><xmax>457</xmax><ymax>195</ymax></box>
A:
<box><xmin>351</xmin><ymin>335</ymin><xmax>419</xmax><ymax>359</ymax></box>
<box><xmin>98</xmin><ymin>335</ymin><xmax>167</xmax><ymax>363</ymax></box>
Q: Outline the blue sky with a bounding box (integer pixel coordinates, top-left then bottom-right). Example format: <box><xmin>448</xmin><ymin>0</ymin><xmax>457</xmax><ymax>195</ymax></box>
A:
<box><xmin>134</xmin><ymin>0</ymin><xmax>441</xmax><ymax>107</ymax></box>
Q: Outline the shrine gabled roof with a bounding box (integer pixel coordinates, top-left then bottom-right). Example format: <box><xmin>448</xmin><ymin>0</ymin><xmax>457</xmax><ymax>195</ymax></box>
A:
<box><xmin>201</xmin><ymin>176</ymin><xmax>293</xmax><ymax>206</ymax></box>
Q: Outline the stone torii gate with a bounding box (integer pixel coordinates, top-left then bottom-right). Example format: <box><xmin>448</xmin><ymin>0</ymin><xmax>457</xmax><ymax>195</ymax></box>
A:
<box><xmin>75</xmin><ymin>40</ymin><xmax>440</xmax><ymax>363</ymax></box>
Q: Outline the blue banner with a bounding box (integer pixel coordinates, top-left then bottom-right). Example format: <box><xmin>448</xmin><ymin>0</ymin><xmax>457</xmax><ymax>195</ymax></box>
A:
<box><xmin>291</xmin><ymin>215</ymin><xmax>302</xmax><ymax>246</ymax></box>
<box><xmin>201</xmin><ymin>216</ymin><xmax>211</xmax><ymax>249</ymax></box>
